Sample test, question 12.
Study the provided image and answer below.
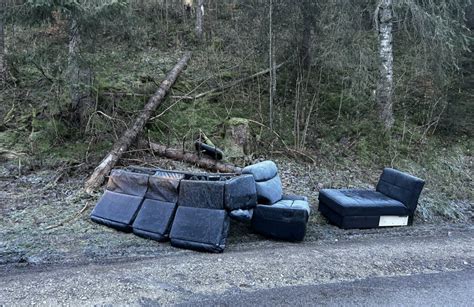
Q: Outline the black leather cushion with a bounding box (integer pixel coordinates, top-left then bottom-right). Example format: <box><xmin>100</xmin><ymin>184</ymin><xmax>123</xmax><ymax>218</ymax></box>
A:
<box><xmin>318</xmin><ymin>189</ymin><xmax>409</xmax><ymax>216</ymax></box>
<box><xmin>318</xmin><ymin>202</ymin><xmax>383</xmax><ymax>229</ymax></box>
<box><xmin>132</xmin><ymin>199</ymin><xmax>177</xmax><ymax>241</ymax></box>
<box><xmin>90</xmin><ymin>170</ymin><xmax>148</xmax><ymax>232</ymax></box>
<box><xmin>91</xmin><ymin>191</ymin><xmax>144</xmax><ymax>232</ymax></box>
<box><xmin>376</xmin><ymin>168</ymin><xmax>425</xmax><ymax>213</ymax></box>
<box><xmin>224</xmin><ymin>174</ymin><xmax>257</xmax><ymax>211</ymax></box>
<box><xmin>132</xmin><ymin>172</ymin><xmax>183</xmax><ymax>241</ymax></box>
<box><xmin>178</xmin><ymin>180</ymin><xmax>225</xmax><ymax>209</ymax></box>
<box><xmin>251</xmin><ymin>203</ymin><xmax>309</xmax><ymax>242</ymax></box>
<box><xmin>170</xmin><ymin>206</ymin><xmax>230</xmax><ymax>253</ymax></box>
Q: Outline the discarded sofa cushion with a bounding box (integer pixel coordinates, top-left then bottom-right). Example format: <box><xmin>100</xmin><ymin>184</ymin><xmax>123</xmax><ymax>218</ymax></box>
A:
<box><xmin>241</xmin><ymin>160</ymin><xmax>311</xmax><ymax>241</ymax></box>
<box><xmin>318</xmin><ymin>168</ymin><xmax>425</xmax><ymax>229</ymax></box>
<box><xmin>132</xmin><ymin>171</ymin><xmax>183</xmax><ymax>241</ymax></box>
<box><xmin>318</xmin><ymin>190</ymin><xmax>409</xmax><ymax>216</ymax></box>
<box><xmin>132</xmin><ymin>199</ymin><xmax>178</xmax><ymax>241</ymax></box>
<box><xmin>376</xmin><ymin>168</ymin><xmax>425</xmax><ymax>213</ymax></box>
<box><xmin>178</xmin><ymin>179</ymin><xmax>225</xmax><ymax>209</ymax></box>
<box><xmin>242</xmin><ymin>161</ymin><xmax>283</xmax><ymax>205</ymax></box>
<box><xmin>170</xmin><ymin>206</ymin><xmax>230</xmax><ymax>253</ymax></box>
<box><xmin>90</xmin><ymin>169</ymin><xmax>148</xmax><ymax>232</ymax></box>
<box><xmin>251</xmin><ymin>196</ymin><xmax>310</xmax><ymax>242</ymax></box>
<box><xmin>224</xmin><ymin>174</ymin><xmax>257</xmax><ymax>211</ymax></box>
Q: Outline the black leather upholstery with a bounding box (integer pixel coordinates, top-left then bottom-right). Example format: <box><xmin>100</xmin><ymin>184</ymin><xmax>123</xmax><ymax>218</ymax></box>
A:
<box><xmin>90</xmin><ymin>170</ymin><xmax>148</xmax><ymax>232</ymax></box>
<box><xmin>318</xmin><ymin>168</ymin><xmax>425</xmax><ymax>229</ymax></box>
<box><xmin>132</xmin><ymin>172</ymin><xmax>183</xmax><ymax>241</ymax></box>
<box><xmin>376</xmin><ymin>168</ymin><xmax>425</xmax><ymax>213</ymax></box>
<box><xmin>318</xmin><ymin>190</ymin><xmax>409</xmax><ymax>216</ymax></box>
<box><xmin>170</xmin><ymin>206</ymin><xmax>230</xmax><ymax>253</ymax></box>
<box><xmin>241</xmin><ymin>161</ymin><xmax>311</xmax><ymax>241</ymax></box>
<box><xmin>224</xmin><ymin>174</ymin><xmax>257</xmax><ymax>211</ymax></box>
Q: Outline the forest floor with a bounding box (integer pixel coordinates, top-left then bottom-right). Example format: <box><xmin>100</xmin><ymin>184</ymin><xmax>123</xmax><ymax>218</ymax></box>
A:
<box><xmin>1</xmin><ymin>150</ymin><xmax>472</xmax><ymax>268</ymax></box>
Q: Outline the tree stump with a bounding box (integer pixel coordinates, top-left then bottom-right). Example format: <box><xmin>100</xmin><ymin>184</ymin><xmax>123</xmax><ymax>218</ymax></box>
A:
<box><xmin>222</xmin><ymin>118</ymin><xmax>251</xmax><ymax>160</ymax></box>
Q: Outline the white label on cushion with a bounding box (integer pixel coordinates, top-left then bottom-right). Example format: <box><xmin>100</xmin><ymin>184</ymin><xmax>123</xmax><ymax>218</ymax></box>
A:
<box><xmin>378</xmin><ymin>216</ymin><xmax>409</xmax><ymax>227</ymax></box>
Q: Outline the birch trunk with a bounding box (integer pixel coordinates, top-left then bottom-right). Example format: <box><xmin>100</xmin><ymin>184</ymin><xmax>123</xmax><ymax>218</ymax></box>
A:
<box><xmin>376</xmin><ymin>0</ymin><xmax>395</xmax><ymax>129</ymax></box>
<box><xmin>268</xmin><ymin>0</ymin><xmax>276</xmax><ymax>131</ymax></box>
<box><xmin>68</xmin><ymin>18</ymin><xmax>81</xmax><ymax>118</ymax></box>
<box><xmin>0</xmin><ymin>4</ymin><xmax>6</xmax><ymax>82</ymax></box>
<box><xmin>195</xmin><ymin>0</ymin><xmax>204</xmax><ymax>40</ymax></box>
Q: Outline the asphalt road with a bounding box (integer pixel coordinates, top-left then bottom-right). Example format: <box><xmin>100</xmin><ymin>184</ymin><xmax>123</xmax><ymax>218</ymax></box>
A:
<box><xmin>180</xmin><ymin>269</ymin><xmax>474</xmax><ymax>306</ymax></box>
<box><xmin>1</xmin><ymin>228</ymin><xmax>473</xmax><ymax>305</ymax></box>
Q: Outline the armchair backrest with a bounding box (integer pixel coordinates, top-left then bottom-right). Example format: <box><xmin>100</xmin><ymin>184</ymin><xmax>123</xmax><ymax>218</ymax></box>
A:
<box><xmin>242</xmin><ymin>161</ymin><xmax>283</xmax><ymax>205</ymax></box>
<box><xmin>376</xmin><ymin>168</ymin><xmax>425</xmax><ymax>213</ymax></box>
<box><xmin>107</xmin><ymin>169</ymin><xmax>148</xmax><ymax>196</ymax></box>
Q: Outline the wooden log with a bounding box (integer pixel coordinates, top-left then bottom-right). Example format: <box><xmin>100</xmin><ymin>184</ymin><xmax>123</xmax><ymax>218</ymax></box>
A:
<box><xmin>85</xmin><ymin>52</ymin><xmax>192</xmax><ymax>193</ymax></box>
<box><xmin>146</xmin><ymin>141</ymin><xmax>242</xmax><ymax>174</ymax></box>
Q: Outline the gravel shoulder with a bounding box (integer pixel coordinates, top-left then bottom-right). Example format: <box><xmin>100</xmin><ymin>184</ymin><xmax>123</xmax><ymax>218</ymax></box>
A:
<box><xmin>1</xmin><ymin>227</ymin><xmax>473</xmax><ymax>305</ymax></box>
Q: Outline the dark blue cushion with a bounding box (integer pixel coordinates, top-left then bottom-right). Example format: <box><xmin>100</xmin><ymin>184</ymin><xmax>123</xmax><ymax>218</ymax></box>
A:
<box><xmin>242</xmin><ymin>160</ymin><xmax>283</xmax><ymax>205</ymax></box>
<box><xmin>170</xmin><ymin>206</ymin><xmax>230</xmax><ymax>253</ymax></box>
<box><xmin>376</xmin><ymin>168</ymin><xmax>425</xmax><ymax>213</ymax></box>
<box><xmin>178</xmin><ymin>180</ymin><xmax>225</xmax><ymax>209</ymax></box>
<box><xmin>318</xmin><ymin>189</ymin><xmax>409</xmax><ymax>216</ymax></box>
<box><xmin>132</xmin><ymin>199</ymin><xmax>177</xmax><ymax>241</ymax></box>
<box><xmin>91</xmin><ymin>191</ymin><xmax>143</xmax><ymax>232</ymax></box>
<box><xmin>90</xmin><ymin>170</ymin><xmax>149</xmax><ymax>232</ymax></box>
<box><xmin>251</xmin><ymin>203</ymin><xmax>309</xmax><ymax>242</ymax></box>
<box><xmin>224</xmin><ymin>174</ymin><xmax>257</xmax><ymax>210</ymax></box>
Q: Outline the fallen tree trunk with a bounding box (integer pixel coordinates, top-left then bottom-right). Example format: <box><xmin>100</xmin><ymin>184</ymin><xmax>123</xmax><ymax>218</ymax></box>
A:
<box><xmin>85</xmin><ymin>52</ymin><xmax>192</xmax><ymax>193</ymax></box>
<box><xmin>146</xmin><ymin>141</ymin><xmax>242</xmax><ymax>174</ymax></box>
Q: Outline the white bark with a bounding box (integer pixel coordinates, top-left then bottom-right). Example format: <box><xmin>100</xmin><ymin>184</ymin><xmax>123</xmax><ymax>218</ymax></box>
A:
<box><xmin>0</xmin><ymin>4</ymin><xmax>6</xmax><ymax>82</ymax></box>
<box><xmin>376</xmin><ymin>0</ymin><xmax>395</xmax><ymax>129</ymax></box>
<box><xmin>195</xmin><ymin>0</ymin><xmax>204</xmax><ymax>39</ymax></box>
<box><xmin>68</xmin><ymin>18</ymin><xmax>81</xmax><ymax>114</ymax></box>
<box><xmin>268</xmin><ymin>0</ymin><xmax>276</xmax><ymax>131</ymax></box>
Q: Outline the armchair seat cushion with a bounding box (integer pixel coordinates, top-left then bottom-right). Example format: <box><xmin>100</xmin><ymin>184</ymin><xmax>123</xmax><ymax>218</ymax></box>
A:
<box><xmin>251</xmin><ymin>197</ymin><xmax>310</xmax><ymax>242</ymax></box>
<box><xmin>319</xmin><ymin>189</ymin><xmax>409</xmax><ymax>217</ymax></box>
<box><xmin>170</xmin><ymin>206</ymin><xmax>230</xmax><ymax>253</ymax></box>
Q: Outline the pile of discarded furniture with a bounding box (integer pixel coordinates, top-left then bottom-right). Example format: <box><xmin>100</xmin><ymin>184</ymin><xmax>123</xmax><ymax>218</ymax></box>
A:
<box><xmin>91</xmin><ymin>160</ymin><xmax>425</xmax><ymax>253</ymax></box>
<box><xmin>91</xmin><ymin>161</ymin><xmax>311</xmax><ymax>252</ymax></box>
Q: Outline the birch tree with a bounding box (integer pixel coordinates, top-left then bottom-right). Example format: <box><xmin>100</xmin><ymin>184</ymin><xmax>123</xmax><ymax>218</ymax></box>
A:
<box><xmin>375</xmin><ymin>0</ymin><xmax>394</xmax><ymax>130</ymax></box>
<box><xmin>0</xmin><ymin>2</ymin><xmax>6</xmax><ymax>82</ymax></box>
<box><xmin>195</xmin><ymin>0</ymin><xmax>204</xmax><ymax>39</ymax></box>
<box><xmin>268</xmin><ymin>0</ymin><xmax>276</xmax><ymax>130</ymax></box>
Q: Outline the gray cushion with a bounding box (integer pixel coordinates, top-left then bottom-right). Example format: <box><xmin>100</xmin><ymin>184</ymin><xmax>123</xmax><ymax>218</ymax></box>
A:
<box><xmin>376</xmin><ymin>168</ymin><xmax>425</xmax><ymax>213</ymax></box>
<box><xmin>224</xmin><ymin>174</ymin><xmax>257</xmax><ymax>210</ymax></box>
<box><xmin>318</xmin><ymin>189</ymin><xmax>409</xmax><ymax>216</ymax></box>
<box><xmin>178</xmin><ymin>180</ymin><xmax>225</xmax><ymax>209</ymax></box>
<box><xmin>255</xmin><ymin>174</ymin><xmax>283</xmax><ymax>205</ymax></box>
<box><xmin>242</xmin><ymin>160</ymin><xmax>278</xmax><ymax>181</ymax></box>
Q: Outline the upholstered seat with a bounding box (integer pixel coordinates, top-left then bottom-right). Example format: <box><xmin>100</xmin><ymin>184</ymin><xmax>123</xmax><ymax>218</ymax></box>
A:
<box><xmin>169</xmin><ymin>179</ymin><xmax>228</xmax><ymax>252</ymax></box>
<box><xmin>132</xmin><ymin>171</ymin><xmax>184</xmax><ymax>241</ymax></box>
<box><xmin>90</xmin><ymin>170</ymin><xmax>148</xmax><ymax>232</ymax></box>
<box><xmin>318</xmin><ymin>168</ymin><xmax>425</xmax><ymax>229</ymax></box>
<box><xmin>238</xmin><ymin>161</ymin><xmax>311</xmax><ymax>242</ymax></box>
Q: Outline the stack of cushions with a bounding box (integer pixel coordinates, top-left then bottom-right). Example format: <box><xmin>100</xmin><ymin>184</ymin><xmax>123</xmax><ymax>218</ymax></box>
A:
<box><xmin>231</xmin><ymin>161</ymin><xmax>311</xmax><ymax>242</ymax></box>
<box><xmin>90</xmin><ymin>168</ymin><xmax>258</xmax><ymax>253</ymax></box>
<box><xmin>318</xmin><ymin>168</ymin><xmax>425</xmax><ymax>229</ymax></box>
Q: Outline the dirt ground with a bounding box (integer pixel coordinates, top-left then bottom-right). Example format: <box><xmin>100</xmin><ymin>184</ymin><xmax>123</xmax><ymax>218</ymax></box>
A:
<box><xmin>0</xmin><ymin>155</ymin><xmax>472</xmax><ymax>268</ymax></box>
